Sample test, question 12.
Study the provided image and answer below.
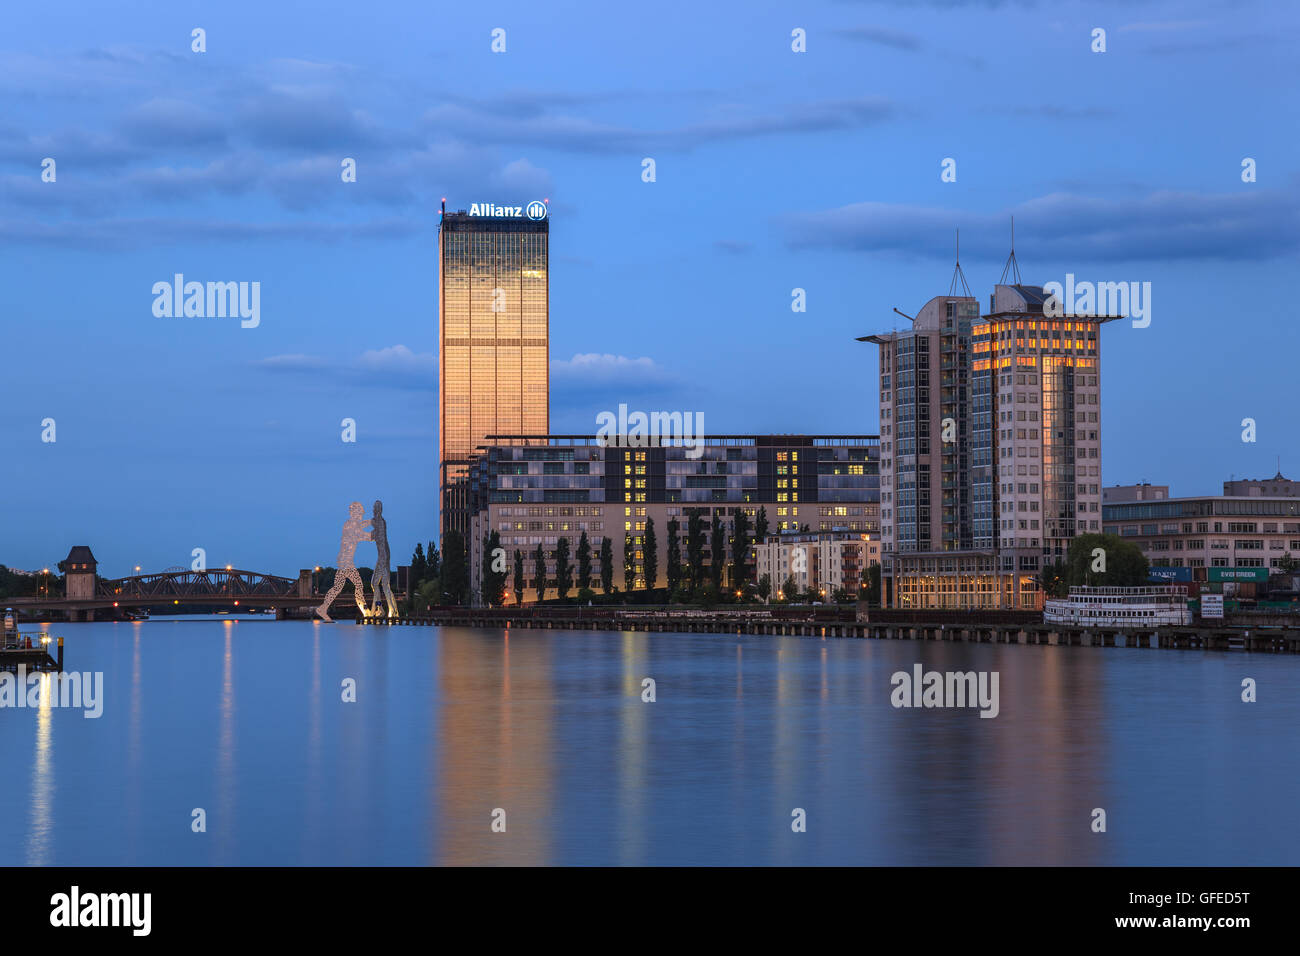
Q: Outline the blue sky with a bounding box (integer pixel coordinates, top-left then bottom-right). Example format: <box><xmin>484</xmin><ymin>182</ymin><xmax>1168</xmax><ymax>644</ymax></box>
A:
<box><xmin>2</xmin><ymin>0</ymin><xmax>1297</xmax><ymax>576</ymax></box>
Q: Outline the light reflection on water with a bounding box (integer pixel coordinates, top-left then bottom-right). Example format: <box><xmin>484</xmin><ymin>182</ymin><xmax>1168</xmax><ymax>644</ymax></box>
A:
<box><xmin>2</xmin><ymin>617</ymin><xmax>1299</xmax><ymax>866</ymax></box>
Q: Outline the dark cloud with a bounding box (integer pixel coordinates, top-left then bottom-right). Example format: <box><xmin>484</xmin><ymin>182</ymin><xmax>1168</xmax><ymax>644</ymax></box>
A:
<box><xmin>118</xmin><ymin>98</ymin><xmax>228</xmax><ymax>148</ymax></box>
<box><xmin>0</xmin><ymin>215</ymin><xmax>424</xmax><ymax>247</ymax></box>
<box><xmin>783</xmin><ymin>189</ymin><xmax>1300</xmax><ymax>262</ymax></box>
<box><xmin>420</xmin><ymin>96</ymin><xmax>895</xmax><ymax>153</ymax></box>
<box><xmin>238</xmin><ymin>92</ymin><xmax>391</xmax><ymax>151</ymax></box>
<box><xmin>714</xmin><ymin>239</ymin><xmax>754</xmax><ymax>254</ymax></box>
<box><xmin>834</xmin><ymin>26</ymin><xmax>924</xmax><ymax>50</ymax></box>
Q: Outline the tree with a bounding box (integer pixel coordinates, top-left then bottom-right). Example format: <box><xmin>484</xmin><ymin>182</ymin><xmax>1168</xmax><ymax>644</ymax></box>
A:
<box><xmin>780</xmin><ymin>575</ymin><xmax>797</xmax><ymax>603</ymax></box>
<box><xmin>426</xmin><ymin>542</ymin><xmax>440</xmax><ymax>582</ymax></box>
<box><xmin>577</xmin><ymin>531</ymin><xmax>592</xmax><ymax>591</ymax></box>
<box><xmin>411</xmin><ymin>543</ymin><xmax>428</xmax><ymax>588</ymax></box>
<box><xmin>1037</xmin><ymin>559</ymin><xmax>1068</xmax><ymax>599</ymax></box>
<box><xmin>480</xmin><ymin>531</ymin><xmax>507</xmax><ymax>607</ymax></box>
<box><xmin>687</xmin><ymin>511</ymin><xmax>705</xmax><ymax>590</ymax></box>
<box><xmin>599</xmin><ymin>537</ymin><xmax>614</xmax><ymax>595</ymax></box>
<box><xmin>533</xmin><ymin>542</ymin><xmax>548</xmax><ymax>602</ymax></box>
<box><xmin>755</xmin><ymin>505</ymin><xmax>769</xmax><ymax>544</ymax></box>
<box><xmin>555</xmin><ymin>536</ymin><xmax>573</xmax><ymax>602</ymax></box>
<box><xmin>417</xmin><ymin>579</ymin><xmax>441</xmax><ymax>611</ymax></box>
<box><xmin>863</xmin><ymin>562</ymin><xmax>882</xmax><ymax>605</ymax></box>
<box><xmin>441</xmin><ymin>530</ymin><xmax>469</xmax><ymax>605</ymax></box>
<box><xmin>666</xmin><ymin>517</ymin><xmax>681</xmax><ymax>595</ymax></box>
<box><xmin>709</xmin><ymin>516</ymin><xmax>725</xmax><ymax>590</ymax></box>
<box><xmin>623</xmin><ymin>532</ymin><xmax>635</xmax><ymax>597</ymax></box>
<box><xmin>757</xmin><ymin>573</ymin><xmax>772</xmax><ymax>604</ymax></box>
<box><xmin>513</xmin><ymin>549</ymin><xmax>525</xmax><ymax>605</ymax></box>
<box><xmin>730</xmin><ymin>509</ymin><xmax>751</xmax><ymax>589</ymax></box>
<box><xmin>1278</xmin><ymin>552</ymin><xmax>1299</xmax><ymax>574</ymax></box>
<box><xmin>643</xmin><ymin>518</ymin><xmax>658</xmax><ymax>596</ymax></box>
<box><xmin>1064</xmin><ymin>533</ymin><xmax>1148</xmax><ymax>588</ymax></box>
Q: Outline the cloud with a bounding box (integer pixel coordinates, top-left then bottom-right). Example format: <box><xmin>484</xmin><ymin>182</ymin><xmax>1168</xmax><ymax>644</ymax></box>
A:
<box><xmin>714</xmin><ymin>239</ymin><xmax>754</xmax><ymax>254</ymax></box>
<box><xmin>0</xmin><ymin>215</ymin><xmax>423</xmax><ymax>247</ymax></box>
<box><xmin>783</xmin><ymin>189</ymin><xmax>1300</xmax><ymax>262</ymax></box>
<box><xmin>0</xmin><ymin>51</ymin><xmax>558</xmax><ymax>228</ymax></box>
<box><xmin>118</xmin><ymin>98</ymin><xmax>228</xmax><ymax>148</ymax></box>
<box><xmin>421</xmin><ymin>96</ymin><xmax>895</xmax><ymax>153</ymax></box>
<box><xmin>238</xmin><ymin>91</ymin><xmax>392</xmax><ymax>151</ymax></box>
<box><xmin>1118</xmin><ymin>20</ymin><xmax>1212</xmax><ymax>33</ymax></box>
<box><xmin>256</xmin><ymin>345</ymin><xmax>435</xmax><ymax>389</ymax></box>
<box><xmin>255</xmin><ymin>353</ymin><xmax>328</xmax><ymax>370</ymax></box>
<box><xmin>356</xmin><ymin>345</ymin><xmax>436</xmax><ymax>377</ymax></box>
<box><xmin>834</xmin><ymin>26</ymin><xmax>924</xmax><ymax>51</ymax></box>
<box><xmin>990</xmin><ymin>105</ymin><xmax>1116</xmax><ymax>120</ymax></box>
<box><xmin>550</xmin><ymin>353</ymin><xmax>676</xmax><ymax>387</ymax></box>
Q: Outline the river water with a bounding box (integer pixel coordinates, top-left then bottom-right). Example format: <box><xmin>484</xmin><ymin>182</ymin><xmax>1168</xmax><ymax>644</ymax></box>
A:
<box><xmin>2</xmin><ymin>615</ymin><xmax>1297</xmax><ymax>866</ymax></box>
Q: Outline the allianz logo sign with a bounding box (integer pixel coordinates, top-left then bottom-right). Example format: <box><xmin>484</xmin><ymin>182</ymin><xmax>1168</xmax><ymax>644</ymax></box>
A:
<box><xmin>469</xmin><ymin>200</ymin><xmax>548</xmax><ymax>220</ymax></box>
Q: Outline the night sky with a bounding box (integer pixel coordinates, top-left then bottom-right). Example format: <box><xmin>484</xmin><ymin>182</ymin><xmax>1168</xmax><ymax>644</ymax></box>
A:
<box><xmin>3</xmin><ymin>0</ymin><xmax>1296</xmax><ymax>575</ymax></box>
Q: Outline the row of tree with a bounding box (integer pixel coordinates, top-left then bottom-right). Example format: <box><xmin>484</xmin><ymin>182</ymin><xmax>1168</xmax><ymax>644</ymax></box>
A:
<box><xmin>477</xmin><ymin>511</ymin><xmax>757</xmax><ymax>607</ymax></box>
<box><xmin>475</xmin><ymin>507</ymin><xmax>880</xmax><ymax>607</ymax></box>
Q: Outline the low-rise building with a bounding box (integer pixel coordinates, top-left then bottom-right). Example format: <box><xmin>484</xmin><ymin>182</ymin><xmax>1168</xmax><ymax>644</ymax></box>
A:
<box><xmin>1222</xmin><ymin>471</ymin><xmax>1300</xmax><ymax>498</ymax></box>
<box><xmin>754</xmin><ymin>531</ymin><xmax>880</xmax><ymax>600</ymax></box>
<box><xmin>1103</xmin><ymin>482</ymin><xmax>1170</xmax><ymax>503</ymax></box>
<box><xmin>1103</xmin><ymin>489</ymin><xmax>1300</xmax><ymax>580</ymax></box>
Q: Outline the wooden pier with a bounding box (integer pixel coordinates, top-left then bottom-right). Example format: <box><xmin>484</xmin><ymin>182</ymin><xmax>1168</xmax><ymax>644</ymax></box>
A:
<box><xmin>351</xmin><ymin>611</ymin><xmax>1300</xmax><ymax>653</ymax></box>
<box><xmin>0</xmin><ymin>635</ymin><xmax>64</xmax><ymax>672</ymax></box>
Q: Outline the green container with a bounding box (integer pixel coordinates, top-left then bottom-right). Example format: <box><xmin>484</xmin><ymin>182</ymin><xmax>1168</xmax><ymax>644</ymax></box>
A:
<box><xmin>1207</xmin><ymin>567</ymin><xmax>1269</xmax><ymax>583</ymax></box>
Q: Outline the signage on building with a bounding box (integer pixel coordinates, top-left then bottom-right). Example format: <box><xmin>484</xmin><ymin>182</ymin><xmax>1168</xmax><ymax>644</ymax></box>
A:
<box><xmin>1207</xmin><ymin>567</ymin><xmax>1268</xmax><ymax>583</ymax></box>
<box><xmin>1149</xmin><ymin>566</ymin><xmax>1192</xmax><ymax>583</ymax></box>
<box><xmin>468</xmin><ymin>201</ymin><xmax>548</xmax><ymax>220</ymax></box>
<box><xmin>1200</xmin><ymin>593</ymin><xmax>1224</xmax><ymax>619</ymax></box>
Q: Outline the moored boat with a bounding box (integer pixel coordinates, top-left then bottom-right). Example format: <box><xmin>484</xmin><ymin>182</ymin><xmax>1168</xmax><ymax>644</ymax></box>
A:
<box><xmin>1044</xmin><ymin>586</ymin><xmax>1191</xmax><ymax>627</ymax></box>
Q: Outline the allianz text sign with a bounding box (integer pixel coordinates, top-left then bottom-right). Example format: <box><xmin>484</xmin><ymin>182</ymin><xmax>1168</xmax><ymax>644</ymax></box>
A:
<box><xmin>469</xmin><ymin>201</ymin><xmax>548</xmax><ymax>220</ymax></box>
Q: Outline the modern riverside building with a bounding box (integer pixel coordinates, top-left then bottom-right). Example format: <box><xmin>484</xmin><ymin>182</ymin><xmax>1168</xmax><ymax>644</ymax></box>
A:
<box><xmin>860</xmin><ymin>271</ymin><xmax>1115</xmax><ymax>610</ymax></box>
<box><xmin>460</xmin><ymin>434</ymin><xmax>880</xmax><ymax>604</ymax></box>
<box><xmin>438</xmin><ymin>200</ymin><xmax>550</xmax><ymax>538</ymax></box>
<box><xmin>754</xmin><ymin>531</ymin><xmax>881</xmax><ymax>600</ymax></box>
<box><xmin>1103</xmin><ymin>487</ymin><xmax>1300</xmax><ymax>579</ymax></box>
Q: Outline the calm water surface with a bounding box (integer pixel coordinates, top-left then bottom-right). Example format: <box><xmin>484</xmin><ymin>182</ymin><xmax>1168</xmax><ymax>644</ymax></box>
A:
<box><xmin>2</xmin><ymin>616</ymin><xmax>1297</xmax><ymax>866</ymax></box>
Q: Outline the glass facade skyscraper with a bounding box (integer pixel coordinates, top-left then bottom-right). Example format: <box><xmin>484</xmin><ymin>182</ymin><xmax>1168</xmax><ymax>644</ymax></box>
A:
<box><xmin>438</xmin><ymin>205</ymin><xmax>550</xmax><ymax>536</ymax></box>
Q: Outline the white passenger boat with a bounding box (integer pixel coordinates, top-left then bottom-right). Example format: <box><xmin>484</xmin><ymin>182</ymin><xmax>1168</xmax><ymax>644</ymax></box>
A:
<box><xmin>1043</xmin><ymin>586</ymin><xmax>1191</xmax><ymax>627</ymax></box>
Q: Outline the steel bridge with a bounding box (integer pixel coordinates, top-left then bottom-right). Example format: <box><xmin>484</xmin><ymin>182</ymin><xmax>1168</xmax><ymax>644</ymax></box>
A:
<box><xmin>10</xmin><ymin>566</ymin><xmax>321</xmax><ymax>620</ymax></box>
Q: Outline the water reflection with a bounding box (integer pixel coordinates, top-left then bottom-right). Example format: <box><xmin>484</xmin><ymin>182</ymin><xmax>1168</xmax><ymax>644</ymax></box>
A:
<box><xmin>436</xmin><ymin>628</ymin><xmax>552</xmax><ymax>865</ymax></box>
<box><xmin>26</xmin><ymin>673</ymin><xmax>54</xmax><ymax>866</ymax></box>
<box><xmin>2</xmin><ymin>621</ymin><xmax>1298</xmax><ymax>866</ymax></box>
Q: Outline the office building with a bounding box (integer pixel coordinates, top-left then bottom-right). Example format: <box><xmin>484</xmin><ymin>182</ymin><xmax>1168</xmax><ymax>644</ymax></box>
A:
<box><xmin>860</xmin><ymin>269</ymin><xmax>1115</xmax><ymax>609</ymax></box>
<box><xmin>438</xmin><ymin>200</ymin><xmax>550</xmax><ymax>537</ymax></box>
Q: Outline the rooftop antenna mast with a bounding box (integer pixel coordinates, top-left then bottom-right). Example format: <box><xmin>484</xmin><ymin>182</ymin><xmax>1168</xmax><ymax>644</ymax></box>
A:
<box><xmin>999</xmin><ymin>216</ymin><xmax>1022</xmax><ymax>285</ymax></box>
<box><xmin>949</xmin><ymin>228</ymin><xmax>971</xmax><ymax>297</ymax></box>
